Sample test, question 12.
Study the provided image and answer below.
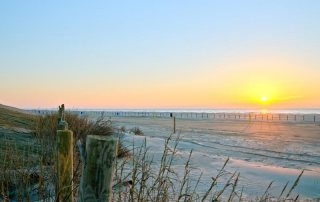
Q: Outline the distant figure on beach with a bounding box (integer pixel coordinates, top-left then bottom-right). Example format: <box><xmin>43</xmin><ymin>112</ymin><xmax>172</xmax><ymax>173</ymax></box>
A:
<box><xmin>170</xmin><ymin>113</ymin><xmax>173</xmax><ymax>118</ymax></box>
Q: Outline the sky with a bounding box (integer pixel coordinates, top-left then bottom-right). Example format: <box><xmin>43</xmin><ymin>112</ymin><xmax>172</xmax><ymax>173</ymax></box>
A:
<box><xmin>1</xmin><ymin>1</ymin><xmax>320</xmax><ymax>109</ymax></box>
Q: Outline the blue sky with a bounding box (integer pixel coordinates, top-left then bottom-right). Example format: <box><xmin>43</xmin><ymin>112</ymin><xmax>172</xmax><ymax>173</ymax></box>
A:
<box><xmin>1</xmin><ymin>1</ymin><xmax>320</xmax><ymax>108</ymax></box>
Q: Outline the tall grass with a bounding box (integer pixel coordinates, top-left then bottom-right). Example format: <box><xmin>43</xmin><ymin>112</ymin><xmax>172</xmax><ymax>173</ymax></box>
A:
<box><xmin>113</xmin><ymin>133</ymin><xmax>304</xmax><ymax>202</ymax></box>
<box><xmin>1</xmin><ymin>112</ymin><xmax>304</xmax><ymax>201</ymax></box>
<box><xmin>1</xmin><ymin>112</ymin><xmax>114</xmax><ymax>201</ymax></box>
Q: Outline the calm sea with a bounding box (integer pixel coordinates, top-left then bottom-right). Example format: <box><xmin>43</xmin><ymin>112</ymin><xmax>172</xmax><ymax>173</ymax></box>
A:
<box><xmin>69</xmin><ymin>108</ymin><xmax>320</xmax><ymax>114</ymax></box>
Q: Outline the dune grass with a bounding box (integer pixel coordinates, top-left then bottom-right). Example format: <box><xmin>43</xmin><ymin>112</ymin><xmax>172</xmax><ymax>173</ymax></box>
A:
<box><xmin>0</xmin><ymin>108</ymin><xmax>115</xmax><ymax>201</ymax></box>
<box><xmin>113</xmin><ymin>133</ymin><xmax>304</xmax><ymax>202</ymax></box>
<box><xmin>0</xmin><ymin>106</ymin><xmax>305</xmax><ymax>201</ymax></box>
<box><xmin>0</xmin><ymin>105</ymin><xmax>35</xmax><ymax>129</ymax></box>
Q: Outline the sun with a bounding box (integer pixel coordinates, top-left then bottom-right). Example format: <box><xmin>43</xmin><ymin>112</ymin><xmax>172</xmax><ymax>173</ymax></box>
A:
<box><xmin>261</xmin><ymin>96</ymin><xmax>268</xmax><ymax>102</ymax></box>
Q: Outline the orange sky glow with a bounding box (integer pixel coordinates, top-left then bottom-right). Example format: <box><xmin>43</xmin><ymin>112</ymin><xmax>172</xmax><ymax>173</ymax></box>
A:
<box><xmin>1</xmin><ymin>1</ymin><xmax>320</xmax><ymax>109</ymax></box>
<box><xmin>2</xmin><ymin>53</ymin><xmax>319</xmax><ymax>109</ymax></box>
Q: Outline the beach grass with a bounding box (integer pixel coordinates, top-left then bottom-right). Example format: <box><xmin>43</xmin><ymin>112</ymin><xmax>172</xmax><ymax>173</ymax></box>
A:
<box><xmin>0</xmin><ymin>105</ymin><xmax>305</xmax><ymax>201</ymax></box>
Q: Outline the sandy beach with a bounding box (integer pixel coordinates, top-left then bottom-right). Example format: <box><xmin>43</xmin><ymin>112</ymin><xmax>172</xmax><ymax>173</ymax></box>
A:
<box><xmin>104</xmin><ymin>115</ymin><xmax>320</xmax><ymax>200</ymax></box>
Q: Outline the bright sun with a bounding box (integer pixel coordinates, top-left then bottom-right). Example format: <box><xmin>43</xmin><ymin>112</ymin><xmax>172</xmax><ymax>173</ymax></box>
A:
<box><xmin>261</xmin><ymin>96</ymin><xmax>268</xmax><ymax>102</ymax></box>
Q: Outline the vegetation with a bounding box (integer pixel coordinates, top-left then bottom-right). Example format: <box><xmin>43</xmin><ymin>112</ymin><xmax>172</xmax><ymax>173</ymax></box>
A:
<box><xmin>0</xmin><ymin>106</ymin><xmax>115</xmax><ymax>201</ymax></box>
<box><xmin>130</xmin><ymin>127</ymin><xmax>144</xmax><ymax>136</ymax></box>
<box><xmin>0</xmin><ymin>105</ymin><xmax>35</xmax><ymax>129</ymax></box>
<box><xmin>113</xmin><ymin>134</ymin><xmax>304</xmax><ymax>202</ymax></box>
<box><xmin>0</xmin><ymin>105</ymin><xmax>304</xmax><ymax>201</ymax></box>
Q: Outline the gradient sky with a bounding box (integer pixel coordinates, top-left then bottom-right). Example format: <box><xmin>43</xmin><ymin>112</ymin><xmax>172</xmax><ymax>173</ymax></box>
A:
<box><xmin>1</xmin><ymin>1</ymin><xmax>320</xmax><ymax>109</ymax></box>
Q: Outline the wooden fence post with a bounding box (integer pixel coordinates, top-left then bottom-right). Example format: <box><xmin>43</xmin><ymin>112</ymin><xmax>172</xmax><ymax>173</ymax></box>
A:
<box><xmin>173</xmin><ymin>117</ymin><xmax>176</xmax><ymax>134</ymax></box>
<box><xmin>78</xmin><ymin>135</ymin><xmax>118</xmax><ymax>202</ymax></box>
<box><xmin>56</xmin><ymin>104</ymin><xmax>73</xmax><ymax>202</ymax></box>
<box><xmin>57</xmin><ymin>130</ymin><xmax>74</xmax><ymax>202</ymax></box>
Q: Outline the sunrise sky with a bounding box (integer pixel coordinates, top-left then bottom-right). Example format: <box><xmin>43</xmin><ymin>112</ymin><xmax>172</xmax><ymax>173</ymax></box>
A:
<box><xmin>1</xmin><ymin>1</ymin><xmax>320</xmax><ymax>109</ymax></box>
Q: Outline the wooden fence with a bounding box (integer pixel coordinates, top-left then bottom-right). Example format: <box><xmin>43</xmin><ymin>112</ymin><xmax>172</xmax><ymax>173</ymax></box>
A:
<box><xmin>56</xmin><ymin>105</ymin><xmax>118</xmax><ymax>202</ymax></box>
<box><xmin>30</xmin><ymin>109</ymin><xmax>320</xmax><ymax>123</ymax></box>
<box><xmin>79</xmin><ymin>111</ymin><xmax>319</xmax><ymax>123</ymax></box>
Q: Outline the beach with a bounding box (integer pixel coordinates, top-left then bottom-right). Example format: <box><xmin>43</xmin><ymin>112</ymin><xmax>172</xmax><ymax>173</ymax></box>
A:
<box><xmin>104</xmin><ymin>115</ymin><xmax>320</xmax><ymax>200</ymax></box>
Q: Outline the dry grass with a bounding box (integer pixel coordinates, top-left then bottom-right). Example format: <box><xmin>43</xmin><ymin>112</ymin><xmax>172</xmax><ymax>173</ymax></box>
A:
<box><xmin>0</xmin><ymin>107</ymin><xmax>305</xmax><ymax>201</ymax></box>
<box><xmin>1</xmin><ymin>111</ymin><xmax>116</xmax><ymax>201</ymax></box>
<box><xmin>113</xmin><ymin>133</ymin><xmax>304</xmax><ymax>202</ymax></box>
<box><xmin>0</xmin><ymin>106</ymin><xmax>35</xmax><ymax>129</ymax></box>
<box><xmin>130</xmin><ymin>127</ymin><xmax>144</xmax><ymax>136</ymax></box>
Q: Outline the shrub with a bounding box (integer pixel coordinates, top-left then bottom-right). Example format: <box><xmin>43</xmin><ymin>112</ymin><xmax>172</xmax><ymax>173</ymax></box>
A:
<box><xmin>130</xmin><ymin>127</ymin><xmax>144</xmax><ymax>136</ymax></box>
<box><xmin>119</xmin><ymin>126</ymin><xmax>126</xmax><ymax>133</ymax></box>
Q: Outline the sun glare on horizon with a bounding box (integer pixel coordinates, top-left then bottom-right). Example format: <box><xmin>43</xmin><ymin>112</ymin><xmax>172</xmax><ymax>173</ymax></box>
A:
<box><xmin>261</xmin><ymin>96</ymin><xmax>268</xmax><ymax>102</ymax></box>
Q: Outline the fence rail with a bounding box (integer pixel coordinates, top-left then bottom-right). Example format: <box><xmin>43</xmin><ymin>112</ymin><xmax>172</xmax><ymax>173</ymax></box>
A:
<box><xmin>29</xmin><ymin>110</ymin><xmax>320</xmax><ymax>123</ymax></box>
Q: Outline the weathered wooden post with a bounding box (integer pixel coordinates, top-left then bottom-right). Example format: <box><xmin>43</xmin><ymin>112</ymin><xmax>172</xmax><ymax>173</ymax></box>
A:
<box><xmin>173</xmin><ymin>116</ymin><xmax>176</xmax><ymax>133</ymax></box>
<box><xmin>78</xmin><ymin>135</ymin><xmax>118</xmax><ymax>202</ymax></box>
<box><xmin>56</xmin><ymin>104</ymin><xmax>74</xmax><ymax>202</ymax></box>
